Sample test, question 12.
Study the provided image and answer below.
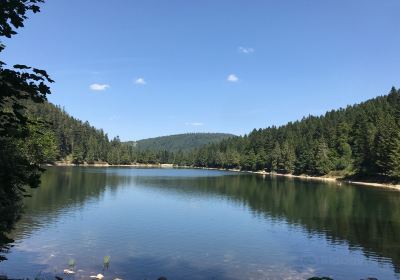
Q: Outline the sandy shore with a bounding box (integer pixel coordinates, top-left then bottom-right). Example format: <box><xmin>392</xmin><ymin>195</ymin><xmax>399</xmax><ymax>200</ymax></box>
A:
<box><xmin>48</xmin><ymin>162</ymin><xmax>400</xmax><ymax>191</ymax></box>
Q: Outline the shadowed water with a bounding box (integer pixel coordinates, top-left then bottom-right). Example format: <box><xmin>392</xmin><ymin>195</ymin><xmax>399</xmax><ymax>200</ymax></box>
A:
<box><xmin>0</xmin><ymin>167</ymin><xmax>399</xmax><ymax>279</ymax></box>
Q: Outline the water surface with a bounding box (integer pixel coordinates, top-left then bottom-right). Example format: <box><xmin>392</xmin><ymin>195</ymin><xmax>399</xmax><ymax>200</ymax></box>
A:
<box><xmin>0</xmin><ymin>167</ymin><xmax>399</xmax><ymax>279</ymax></box>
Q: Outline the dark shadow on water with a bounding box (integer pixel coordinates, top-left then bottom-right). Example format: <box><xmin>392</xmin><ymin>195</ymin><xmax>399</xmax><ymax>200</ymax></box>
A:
<box><xmin>0</xmin><ymin>202</ymin><xmax>20</xmax><ymax>263</ymax></box>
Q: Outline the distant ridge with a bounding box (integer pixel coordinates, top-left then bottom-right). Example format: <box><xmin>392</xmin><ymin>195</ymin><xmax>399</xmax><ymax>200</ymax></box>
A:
<box><xmin>130</xmin><ymin>133</ymin><xmax>236</xmax><ymax>152</ymax></box>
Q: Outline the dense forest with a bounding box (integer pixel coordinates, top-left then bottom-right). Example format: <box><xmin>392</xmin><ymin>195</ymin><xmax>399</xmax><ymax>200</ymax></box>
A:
<box><xmin>26</xmin><ymin>87</ymin><xmax>400</xmax><ymax>183</ymax></box>
<box><xmin>132</xmin><ymin>133</ymin><xmax>234</xmax><ymax>152</ymax></box>
<box><xmin>182</xmin><ymin>88</ymin><xmax>400</xmax><ymax>182</ymax></box>
<box><xmin>25</xmin><ymin>101</ymin><xmax>234</xmax><ymax>165</ymax></box>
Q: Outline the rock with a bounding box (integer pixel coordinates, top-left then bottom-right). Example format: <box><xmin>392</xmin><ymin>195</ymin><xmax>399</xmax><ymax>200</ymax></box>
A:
<box><xmin>90</xmin><ymin>274</ymin><xmax>104</xmax><ymax>279</ymax></box>
<box><xmin>63</xmin><ymin>269</ymin><xmax>75</xmax><ymax>274</ymax></box>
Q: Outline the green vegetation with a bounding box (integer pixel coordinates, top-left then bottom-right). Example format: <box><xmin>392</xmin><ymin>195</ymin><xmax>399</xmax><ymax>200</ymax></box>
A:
<box><xmin>26</xmin><ymin>101</ymin><xmax>112</xmax><ymax>164</ymax></box>
<box><xmin>25</xmin><ymin>102</ymin><xmax>234</xmax><ymax>165</ymax></box>
<box><xmin>132</xmin><ymin>133</ymin><xmax>235</xmax><ymax>152</ymax></box>
<box><xmin>178</xmin><ymin>88</ymin><xmax>400</xmax><ymax>183</ymax></box>
<box><xmin>25</xmin><ymin>87</ymin><xmax>400</xmax><ymax>185</ymax></box>
<box><xmin>0</xmin><ymin>0</ymin><xmax>53</xmax><ymax>261</ymax></box>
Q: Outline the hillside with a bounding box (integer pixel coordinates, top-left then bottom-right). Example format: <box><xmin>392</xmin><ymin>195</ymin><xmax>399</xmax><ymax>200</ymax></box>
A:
<box><xmin>25</xmin><ymin>102</ymin><xmax>234</xmax><ymax>164</ymax></box>
<box><xmin>179</xmin><ymin>87</ymin><xmax>400</xmax><ymax>182</ymax></box>
<box><xmin>26</xmin><ymin>101</ymin><xmax>113</xmax><ymax>163</ymax></box>
<box><xmin>24</xmin><ymin>87</ymin><xmax>400</xmax><ymax>182</ymax></box>
<box><xmin>132</xmin><ymin>133</ymin><xmax>235</xmax><ymax>152</ymax></box>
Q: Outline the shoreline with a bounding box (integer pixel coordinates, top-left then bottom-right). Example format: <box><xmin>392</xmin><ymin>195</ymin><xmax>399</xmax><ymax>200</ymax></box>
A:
<box><xmin>48</xmin><ymin>162</ymin><xmax>400</xmax><ymax>191</ymax></box>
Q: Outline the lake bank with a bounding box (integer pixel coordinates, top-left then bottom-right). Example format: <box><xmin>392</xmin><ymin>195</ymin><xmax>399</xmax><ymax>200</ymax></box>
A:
<box><xmin>49</xmin><ymin>162</ymin><xmax>400</xmax><ymax>191</ymax></box>
<box><xmin>192</xmin><ymin>166</ymin><xmax>400</xmax><ymax>191</ymax></box>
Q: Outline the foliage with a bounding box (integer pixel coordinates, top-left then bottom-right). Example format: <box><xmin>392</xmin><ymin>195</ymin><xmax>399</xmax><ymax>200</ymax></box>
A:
<box><xmin>175</xmin><ymin>87</ymin><xmax>400</xmax><ymax>182</ymax></box>
<box><xmin>22</xmin><ymin>101</ymin><xmax>236</xmax><ymax>166</ymax></box>
<box><xmin>25</xmin><ymin>87</ymin><xmax>400</xmax><ymax>185</ymax></box>
<box><xmin>0</xmin><ymin>0</ymin><xmax>51</xmax><ymax>262</ymax></box>
<box><xmin>132</xmin><ymin>133</ymin><xmax>235</xmax><ymax>152</ymax></box>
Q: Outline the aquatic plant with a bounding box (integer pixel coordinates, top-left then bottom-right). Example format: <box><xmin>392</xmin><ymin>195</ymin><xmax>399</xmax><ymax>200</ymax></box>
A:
<box><xmin>68</xmin><ymin>258</ymin><xmax>75</xmax><ymax>267</ymax></box>
<box><xmin>103</xmin><ymin>255</ymin><xmax>110</xmax><ymax>269</ymax></box>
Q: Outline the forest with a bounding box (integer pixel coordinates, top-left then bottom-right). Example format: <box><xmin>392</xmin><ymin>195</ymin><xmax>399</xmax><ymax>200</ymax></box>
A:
<box><xmin>24</xmin><ymin>101</ymin><xmax>233</xmax><ymax>165</ymax></box>
<box><xmin>184</xmin><ymin>88</ymin><xmax>400</xmax><ymax>181</ymax></box>
<box><xmin>24</xmin><ymin>87</ymin><xmax>400</xmax><ymax>184</ymax></box>
<box><xmin>132</xmin><ymin>132</ymin><xmax>234</xmax><ymax>152</ymax></box>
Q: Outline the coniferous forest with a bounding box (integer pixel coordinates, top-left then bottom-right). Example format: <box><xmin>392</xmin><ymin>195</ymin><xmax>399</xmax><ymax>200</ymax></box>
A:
<box><xmin>25</xmin><ymin>87</ymin><xmax>400</xmax><ymax>183</ymax></box>
<box><xmin>184</xmin><ymin>87</ymin><xmax>400</xmax><ymax>181</ymax></box>
<box><xmin>25</xmin><ymin>101</ymin><xmax>235</xmax><ymax>165</ymax></box>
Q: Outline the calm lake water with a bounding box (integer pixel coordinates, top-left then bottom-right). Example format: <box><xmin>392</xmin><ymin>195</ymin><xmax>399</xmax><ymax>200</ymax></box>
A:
<box><xmin>1</xmin><ymin>167</ymin><xmax>400</xmax><ymax>280</ymax></box>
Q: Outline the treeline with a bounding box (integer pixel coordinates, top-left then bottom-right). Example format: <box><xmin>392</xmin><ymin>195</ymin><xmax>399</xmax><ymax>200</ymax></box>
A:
<box><xmin>28</xmin><ymin>87</ymin><xmax>400</xmax><ymax>183</ymax></box>
<box><xmin>25</xmin><ymin>102</ymin><xmax>204</xmax><ymax>165</ymax></box>
<box><xmin>178</xmin><ymin>88</ymin><xmax>400</xmax><ymax>181</ymax></box>
<box><xmin>26</xmin><ymin>102</ymin><xmax>236</xmax><ymax>165</ymax></box>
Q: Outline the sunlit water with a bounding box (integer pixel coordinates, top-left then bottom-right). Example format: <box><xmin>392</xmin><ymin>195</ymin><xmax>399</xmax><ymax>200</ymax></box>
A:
<box><xmin>1</xmin><ymin>167</ymin><xmax>400</xmax><ymax>279</ymax></box>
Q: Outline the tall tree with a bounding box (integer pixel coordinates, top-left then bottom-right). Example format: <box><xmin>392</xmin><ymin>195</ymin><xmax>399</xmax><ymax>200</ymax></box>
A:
<box><xmin>0</xmin><ymin>0</ymin><xmax>51</xmax><ymax>261</ymax></box>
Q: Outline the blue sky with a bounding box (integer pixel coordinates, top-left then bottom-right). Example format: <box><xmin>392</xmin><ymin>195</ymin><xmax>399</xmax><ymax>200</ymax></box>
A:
<box><xmin>2</xmin><ymin>0</ymin><xmax>400</xmax><ymax>140</ymax></box>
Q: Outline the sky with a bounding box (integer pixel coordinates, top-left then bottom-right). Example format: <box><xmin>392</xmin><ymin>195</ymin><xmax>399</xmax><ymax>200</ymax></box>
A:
<box><xmin>2</xmin><ymin>0</ymin><xmax>400</xmax><ymax>140</ymax></box>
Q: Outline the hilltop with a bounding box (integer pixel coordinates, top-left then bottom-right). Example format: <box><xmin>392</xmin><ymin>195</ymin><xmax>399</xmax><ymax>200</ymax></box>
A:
<box><xmin>130</xmin><ymin>133</ymin><xmax>235</xmax><ymax>153</ymax></box>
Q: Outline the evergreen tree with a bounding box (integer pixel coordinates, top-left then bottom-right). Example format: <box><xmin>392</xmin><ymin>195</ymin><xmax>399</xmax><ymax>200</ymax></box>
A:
<box><xmin>280</xmin><ymin>141</ymin><xmax>296</xmax><ymax>174</ymax></box>
<box><xmin>313</xmin><ymin>138</ymin><xmax>332</xmax><ymax>175</ymax></box>
<box><xmin>270</xmin><ymin>142</ymin><xmax>281</xmax><ymax>172</ymax></box>
<box><xmin>255</xmin><ymin>148</ymin><xmax>267</xmax><ymax>171</ymax></box>
<box><xmin>388</xmin><ymin>129</ymin><xmax>400</xmax><ymax>179</ymax></box>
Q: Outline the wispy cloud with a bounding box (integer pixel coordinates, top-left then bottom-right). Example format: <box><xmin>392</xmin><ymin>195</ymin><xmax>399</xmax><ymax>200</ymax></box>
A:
<box><xmin>90</xmin><ymin>83</ymin><xmax>110</xmax><ymax>91</ymax></box>
<box><xmin>185</xmin><ymin>122</ymin><xmax>204</xmax><ymax>126</ymax></box>
<box><xmin>238</xmin><ymin>46</ymin><xmax>254</xmax><ymax>54</ymax></box>
<box><xmin>134</xmin><ymin>78</ymin><xmax>146</xmax><ymax>85</ymax></box>
<box><xmin>227</xmin><ymin>74</ymin><xmax>239</xmax><ymax>82</ymax></box>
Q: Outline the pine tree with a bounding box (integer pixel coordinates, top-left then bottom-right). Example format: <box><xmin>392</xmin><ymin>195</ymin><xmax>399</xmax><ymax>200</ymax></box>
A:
<box><xmin>281</xmin><ymin>141</ymin><xmax>296</xmax><ymax>174</ymax></box>
<box><xmin>269</xmin><ymin>142</ymin><xmax>281</xmax><ymax>172</ymax></box>
<box><xmin>256</xmin><ymin>148</ymin><xmax>267</xmax><ymax>171</ymax></box>
<box><xmin>313</xmin><ymin>138</ymin><xmax>332</xmax><ymax>175</ymax></box>
<box><xmin>388</xmin><ymin>129</ymin><xmax>400</xmax><ymax>180</ymax></box>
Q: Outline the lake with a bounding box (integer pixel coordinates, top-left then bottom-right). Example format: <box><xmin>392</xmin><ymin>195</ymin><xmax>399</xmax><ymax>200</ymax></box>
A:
<box><xmin>0</xmin><ymin>167</ymin><xmax>400</xmax><ymax>279</ymax></box>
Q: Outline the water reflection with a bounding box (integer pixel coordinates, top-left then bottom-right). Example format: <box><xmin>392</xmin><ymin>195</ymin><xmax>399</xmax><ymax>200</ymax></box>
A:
<box><xmin>132</xmin><ymin>174</ymin><xmax>400</xmax><ymax>273</ymax></box>
<box><xmin>1</xmin><ymin>167</ymin><xmax>400</xmax><ymax>279</ymax></box>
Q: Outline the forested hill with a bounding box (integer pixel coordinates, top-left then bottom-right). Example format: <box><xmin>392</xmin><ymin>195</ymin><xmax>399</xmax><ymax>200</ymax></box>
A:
<box><xmin>131</xmin><ymin>133</ymin><xmax>235</xmax><ymax>152</ymax></box>
<box><xmin>25</xmin><ymin>87</ymin><xmax>400</xmax><ymax>183</ymax></box>
<box><xmin>26</xmin><ymin>101</ymin><xmax>112</xmax><ymax>163</ymax></box>
<box><xmin>25</xmin><ymin>102</ymin><xmax>233</xmax><ymax>165</ymax></box>
<box><xmin>184</xmin><ymin>87</ymin><xmax>400</xmax><ymax>182</ymax></box>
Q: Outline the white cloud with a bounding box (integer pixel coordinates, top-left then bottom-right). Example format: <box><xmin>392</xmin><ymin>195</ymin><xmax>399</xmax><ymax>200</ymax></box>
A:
<box><xmin>186</xmin><ymin>122</ymin><xmax>204</xmax><ymax>126</ymax></box>
<box><xmin>227</xmin><ymin>74</ymin><xmax>239</xmax><ymax>82</ymax></box>
<box><xmin>90</xmin><ymin>83</ymin><xmax>110</xmax><ymax>91</ymax></box>
<box><xmin>238</xmin><ymin>46</ymin><xmax>254</xmax><ymax>54</ymax></box>
<box><xmin>134</xmin><ymin>78</ymin><xmax>146</xmax><ymax>85</ymax></box>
